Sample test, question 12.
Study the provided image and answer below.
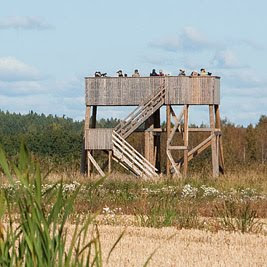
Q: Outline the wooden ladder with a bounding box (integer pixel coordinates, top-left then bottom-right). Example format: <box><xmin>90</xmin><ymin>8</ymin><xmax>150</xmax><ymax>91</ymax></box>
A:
<box><xmin>112</xmin><ymin>131</ymin><xmax>158</xmax><ymax>178</ymax></box>
<box><xmin>114</xmin><ymin>83</ymin><xmax>166</xmax><ymax>139</ymax></box>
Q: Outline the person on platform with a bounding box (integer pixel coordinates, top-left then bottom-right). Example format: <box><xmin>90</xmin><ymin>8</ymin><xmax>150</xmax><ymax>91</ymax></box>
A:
<box><xmin>95</xmin><ymin>71</ymin><xmax>107</xmax><ymax>77</ymax></box>
<box><xmin>200</xmin><ymin>68</ymin><xmax>208</xmax><ymax>76</ymax></box>
<box><xmin>159</xmin><ymin>70</ymin><xmax>164</xmax><ymax>76</ymax></box>
<box><xmin>200</xmin><ymin>68</ymin><xmax>212</xmax><ymax>76</ymax></box>
<box><xmin>150</xmin><ymin>69</ymin><xmax>159</xmax><ymax>76</ymax></box>
<box><xmin>117</xmin><ymin>70</ymin><xmax>124</xmax><ymax>77</ymax></box>
<box><xmin>132</xmin><ymin>69</ymin><xmax>140</xmax><ymax>77</ymax></box>
<box><xmin>178</xmin><ymin>69</ymin><xmax>186</xmax><ymax>76</ymax></box>
<box><xmin>190</xmin><ymin>70</ymin><xmax>199</xmax><ymax>77</ymax></box>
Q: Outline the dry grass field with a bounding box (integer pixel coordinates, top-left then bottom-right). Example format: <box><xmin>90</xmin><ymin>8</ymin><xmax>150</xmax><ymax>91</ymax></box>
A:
<box><xmin>64</xmin><ymin>224</ymin><xmax>267</xmax><ymax>266</ymax></box>
<box><xmin>0</xmin><ymin>147</ymin><xmax>266</xmax><ymax>266</ymax></box>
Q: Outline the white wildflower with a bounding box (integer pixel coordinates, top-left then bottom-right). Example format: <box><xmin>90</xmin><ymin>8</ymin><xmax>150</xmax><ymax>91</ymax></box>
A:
<box><xmin>181</xmin><ymin>184</ymin><xmax>198</xmax><ymax>198</ymax></box>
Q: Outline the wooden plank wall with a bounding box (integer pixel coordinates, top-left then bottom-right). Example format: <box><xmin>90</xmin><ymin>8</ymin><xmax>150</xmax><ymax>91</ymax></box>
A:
<box><xmin>165</xmin><ymin>76</ymin><xmax>220</xmax><ymax>104</ymax></box>
<box><xmin>85</xmin><ymin>129</ymin><xmax>113</xmax><ymax>150</ymax></box>
<box><xmin>85</xmin><ymin>76</ymin><xmax>220</xmax><ymax>106</ymax></box>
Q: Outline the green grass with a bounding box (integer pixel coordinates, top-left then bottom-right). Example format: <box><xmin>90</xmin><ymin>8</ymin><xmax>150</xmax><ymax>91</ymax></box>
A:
<box><xmin>0</xmin><ymin>144</ymin><xmax>124</xmax><ymax>266</ymax></box>
<box><xmin>1</xmin><ymin>144</ymin><xmax>266</xmax><ymax>246</ymax></box>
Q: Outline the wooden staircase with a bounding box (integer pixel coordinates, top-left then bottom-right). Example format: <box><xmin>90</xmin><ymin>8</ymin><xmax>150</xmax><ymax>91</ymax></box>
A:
<box><xmin>114</xmin><ymin>84</ymin><xmax>166</xmax><ymax>139</ymax></box>
<box><xmin>112</xmin><ymin>131</ymin><xmax>158</xmax><ymax>178</ymax></box>
<box><xmin>112</xmin><ymin>83</ymin><xmax>166</xmax><ymax>178</ymax></box>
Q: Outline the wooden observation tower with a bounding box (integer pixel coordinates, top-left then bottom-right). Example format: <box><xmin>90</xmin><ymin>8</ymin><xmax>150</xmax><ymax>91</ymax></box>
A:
<box><xmin>81</xmin><ymin>75</ymin><xmax>224</xmax><ymax>178</ymax></box>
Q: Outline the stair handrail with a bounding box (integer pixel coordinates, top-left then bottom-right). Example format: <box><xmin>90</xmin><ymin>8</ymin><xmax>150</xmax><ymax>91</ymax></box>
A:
<box><xmin>112</xmin><ymin>131</ymin><xmax>158</xmax><ymax>175</ymax></box>
<box><xmin>112</xmin><ymin>131</ymin><xmax>157</xmax><ymax>171</ymax></box>
<box><xmin>116</xmin><ymin>99</ymin><xmax>165</xmax><ymax>139</ymax></box>
<box><xmin>115</xmin><ymin>81</ymin><xmax>166</xmax><ymax>133</ymax></box>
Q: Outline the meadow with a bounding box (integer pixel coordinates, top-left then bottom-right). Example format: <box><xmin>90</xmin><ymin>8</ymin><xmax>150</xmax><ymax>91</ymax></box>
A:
<box><xmin>0</xmin><ymin>145</ymin><xmax>266</xmax><ymax>266</ymax></box>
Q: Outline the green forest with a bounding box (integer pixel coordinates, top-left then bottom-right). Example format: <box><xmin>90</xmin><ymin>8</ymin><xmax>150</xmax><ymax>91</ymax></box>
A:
<box><xmin>0</xmin><ymin>110</ymin><xmax>266</xmax><ymax>173</ymax></box>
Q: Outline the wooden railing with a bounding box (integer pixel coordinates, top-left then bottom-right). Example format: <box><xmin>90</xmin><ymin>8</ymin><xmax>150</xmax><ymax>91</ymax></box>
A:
<box><xmin>112</xmin><ymin>131</ymin><xmax>158</xmax><ymax>178</ymax></box>
<box><xmin>114</xmin><ymin>84</ymin><xmax>166</xmax><ymax>139</ymax></box>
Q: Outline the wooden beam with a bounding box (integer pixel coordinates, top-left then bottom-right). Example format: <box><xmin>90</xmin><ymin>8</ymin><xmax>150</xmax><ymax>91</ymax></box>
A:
<box><xmin>183</xmin><ymin>105</ymin><xmax>189</xmax><ymax>177</ymax></box>
<box><xmin>87</xmin><ymin>151</ymin><xmax>92</xmax><ymax>177</ymax></box>
<box><xmin>166</xmin><ymin>105</ymin><xmax>171</xmax><ymax>176</ymax></box>
<box><xmin>167</xmin><ymin>107</ymin><xmax>185</xmax><ymax>147</ymax></box>
<box><xmin>145</xmin><ymin>128</ymin><xmax>162</xmax><ymax>132</ymax></box>
<box><xmin>84</xmin><ymin>106</ymin><xmax>91</xmax><ymax>176</ymax></box>
<box><xmin>215</xmin><ymin>105</ymin><xmax>225</xmax><ymax>173</ymax></box>
<box><xmin>173</xmin><ymin>135</ymin><xmax>213</xmax><ymax>171</ymax></box>
<box><xmin>81</xmin><ymin>106</ymin><xmax>91</xmax><ymax>174</ymax></box>
<box><xmin>170</xmin><ymin>106</ymin><xmax>184</xmax><ymax>125</ymax></box>
<box><xmin>188</xmin><ymin>137</ymin><xmax>213</xmax><ymax>161</ymax></box>
<box><xmin>90</xmin><ymin>105</ymin><xmax>97</xmax><ymax>175</ymax></box>
<box><xmin>80</xmin><ymin>139</ymin><xmax>87</xmax><ymax>174</ymax></box>
<box><xmin>85</xmin><ymin>106</ymin><xmax>91</xmax><ymax>131</ymax></box>
<box><xmin>108</xmin><ymin>150</ymin><xmax>112</xmax><ymax>174</ymax></box>
<box><xmin>154</xmin><ymin>109</ymin><xmax>161</xmax><ymax>172</ymax></box>
<box><xmin>87</xmin><ymin>152</ymin><xmax>105</xmax><ymax>177</ymax></box>
<box><xmin>166</xmin><ymin>106</ymin><xmax>185</xmax><ymax>177</ymax></box>
<box><xmin>209</xmin><ymin>105</ymin><xmax>219</xmax><ymax>177</ymax></box>
<box><xmin>188</xmin><ymin>128</ymin><xmax>220</xmax><ymax>132</ymax></box>
<box><xmin>169</xmin><ymin>146</ymin><xmax>187</xmax><ymax>150</ymax></box>
<box><xmin>167</xmin><ymin>150</ymin><xmax>180</xmax><ymax>176</ymax></box>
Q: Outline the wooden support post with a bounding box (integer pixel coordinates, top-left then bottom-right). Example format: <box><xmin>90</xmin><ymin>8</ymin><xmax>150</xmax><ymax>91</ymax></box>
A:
<box><xmin>91</xmin><ymin>105</ymin><xmax>97</xmax><ymax>128</ymax></box>
<box><xmin>87</xmin><ymin>150</ymin><xmax>91</xmax><ymax>177</ymax></box>
<box><xmin>108</xmin><ymin>150</ymin><xmax>112</xmax><ymax>174</ymax></box>
<box><xmin>153</xmin><ymin>109</ymin><xmax>161</xmax><ymax>173</ymax></box>
<box><xmin>215</xmin><ymin>105</ymin><xmax>225</xmax><ymax>174</ymax></box>
<box><xmin>87</xmin><ymin>152</ymin><xmax>105</xmax><ymax>177</ymax></box>
<box><xmin>183</xmin><ymin>105</ymin><xmax>189</xmax><ymax>177</ymax></box>
<box><xmin>89</xmin><ymin>105</ymin><xmax>97</xmax><ymax>176</ymax></box>
<box><xmin>81</xmin><ymin>106</ymin><xmax>91</xmax><ymax>175</ymax></box>
<box><xmin>209</xmin><ymin>105</ymin><xmax>219</xmax><ymax>177</ymax></box>
<box><xmin>166</xmin><ymin>105</ymin><xmax>171</xmax><ymax>176</ymax></box>
<box><xmin>85</xmin><ymin>106</ymin><xmax>91</xmax><ymax>131</ymax></box>
<box><xmin>145</xmin><ymin>116</ymin><xmax>154</xmax><ymax>165</ymax></box>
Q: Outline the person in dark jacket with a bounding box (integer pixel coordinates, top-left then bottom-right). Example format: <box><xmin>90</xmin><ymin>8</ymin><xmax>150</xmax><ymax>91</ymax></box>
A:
<box><xmin>95</xmin><ymin>71</ymin><xmax>107</xmax><ymax>77</ymax></box>
<box><xmin>117</xmin><ymin>70</ymin><xmax>123</xmax><ymax>77</ymax></box>
<box><xmin>150</xmin><ymin>69</ymin><xmax>159</xmax><ymax>76</ymax></box>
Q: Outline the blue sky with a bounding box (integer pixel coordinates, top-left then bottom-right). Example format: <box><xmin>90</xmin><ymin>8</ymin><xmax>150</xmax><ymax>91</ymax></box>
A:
<box><xmin>0</xmin><ymin>0</ymin><xmax>266</xmax><ymax>125</ymax></box>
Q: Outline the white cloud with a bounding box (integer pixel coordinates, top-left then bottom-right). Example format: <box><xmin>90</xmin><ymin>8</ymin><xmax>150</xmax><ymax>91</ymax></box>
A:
<box><xmin>0</xmin><ymin>16</ymin><xmax>52</xmax><ymax>30</ymax></box>
<box><xmin>0</xmin><ymin>81</ymin><xmax>44</xmax><ymax>96</ymax></box>
<box><xmin>232</xmin><ymin>39</ymin><xmax>265</xmax><ymax>50</ymax></box>
<box><xmin>220</xmin><ymin>69</ymin><xmax>267</xmax><ymax>89</ymax></box>
<box><xmin>211</xmin><ymin>50</ymin><xmax>245</xmax><ymax>69</ymax></box>
<box><xmin>53</xmin><ymin>77</ymin><xmax>84</xmax><ymax>97</ymax></box>
<box><xmin>0</xmin><ymin>57</ymin><xmax>41</xmax><ymax>81</ymax></box>
<box><xmin>150</xmin><ymin>26</ymin><xmax>220</xmax><ymax>53</ymax></box>
<box><xmin>181</xmin><ymin>26</ymin><xmax>213</xmax><ymax>51</ymax></box>
<box><xmin>212</xmin><ymin>50</ymin><xmax>238</xmax><ymax>68</ymax></box>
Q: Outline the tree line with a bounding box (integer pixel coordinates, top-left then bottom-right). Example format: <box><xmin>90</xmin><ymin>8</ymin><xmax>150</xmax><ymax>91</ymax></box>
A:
<box><xmin>0</xmin><ymin>110</ymin><xmax>266</xmax><ymax>172</ymax></box>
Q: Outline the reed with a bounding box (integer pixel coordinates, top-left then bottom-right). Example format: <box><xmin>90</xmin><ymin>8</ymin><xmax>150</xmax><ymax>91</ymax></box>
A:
<box><xmin>0</xmin><ymin>144</ymin><xmax>122</xmax><ymax>266</ymax></box>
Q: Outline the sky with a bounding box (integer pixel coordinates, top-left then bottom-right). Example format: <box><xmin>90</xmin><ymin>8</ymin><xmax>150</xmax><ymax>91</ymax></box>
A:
<box><xmin>0</xmin><ymin>0</ymin><xmax>266</xmax><ymax>126</ymax></box>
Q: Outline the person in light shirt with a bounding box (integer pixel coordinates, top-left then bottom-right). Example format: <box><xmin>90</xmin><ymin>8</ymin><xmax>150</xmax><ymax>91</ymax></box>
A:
<box><xmin>132</xmin><ymin>69</ymin><xmax>140</xmax><ymax>77</ymax></box>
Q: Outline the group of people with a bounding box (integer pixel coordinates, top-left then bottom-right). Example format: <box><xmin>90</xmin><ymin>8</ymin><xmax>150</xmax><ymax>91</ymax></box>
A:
<box><xmin>94</xmin><ymin>68</ymin><xmax>212</xmax><ymax>78</ymax></box>
<box><xmin>185</xmin><ymin>68</ymin><xmax>212</xmax><ymax>77</ymax></box>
